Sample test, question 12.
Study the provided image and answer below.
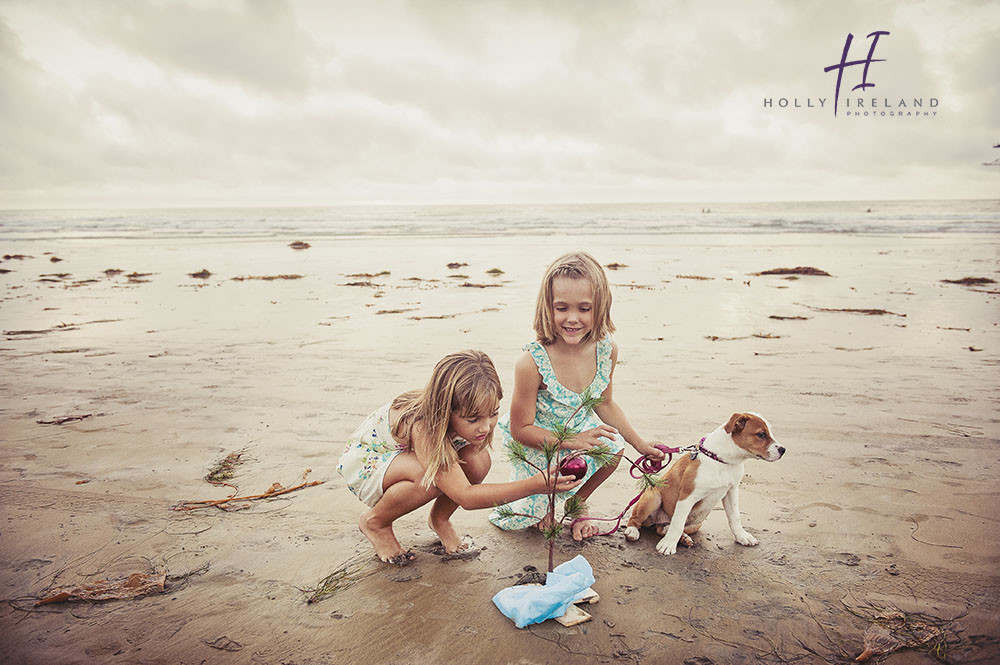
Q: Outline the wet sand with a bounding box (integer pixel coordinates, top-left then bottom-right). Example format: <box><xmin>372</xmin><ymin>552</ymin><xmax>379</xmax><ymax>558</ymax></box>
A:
<box><xmin>1</xmin><ymin>232</ymin><xmax>998</xmax><ymax>664</ymax></box>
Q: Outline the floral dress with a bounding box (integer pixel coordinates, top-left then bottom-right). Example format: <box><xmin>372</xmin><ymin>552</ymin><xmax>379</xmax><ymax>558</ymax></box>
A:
<box><xmin>488</xmin><ymin>338</ymin><xmax>625</xmax><ymax>530</ymax></box>
<box><xmin>338</xmin><ymin>402</ymin><xmax>401</xmax><ymax>507</ymax></box>
<box><xmin>338</xmin><ymin>402</ymin><xmax>473</xmax><ymax>507</ymax></box>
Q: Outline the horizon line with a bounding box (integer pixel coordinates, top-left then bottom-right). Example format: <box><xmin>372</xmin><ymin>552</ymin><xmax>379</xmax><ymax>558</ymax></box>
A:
<box><xmin>1</xmin><ymin>196</ymin><xmax>996</xmax><ymax>213</ymax></box>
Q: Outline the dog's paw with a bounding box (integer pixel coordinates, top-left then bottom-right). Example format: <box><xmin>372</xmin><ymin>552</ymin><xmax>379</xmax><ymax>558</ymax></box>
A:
<box><xmin>655</xmin><ymin>537</ymin><xmax>678</xmax><ymax>555</ymax></box>
<box><xmin>623</xmin><ymin>526</ymin><xmax>640</xmax><ymax>542</ymax></box>
<box><xmin>734</xmin><ymin>531</ymin><xmax>759</xmax><ymax>547</ymax></box>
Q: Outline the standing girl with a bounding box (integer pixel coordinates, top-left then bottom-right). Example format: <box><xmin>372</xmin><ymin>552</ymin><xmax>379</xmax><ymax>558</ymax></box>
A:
<box><xmin>338</xmin><ymin>349</ymin><xmax>580</xmax><ymax>563</ymax></box>
<box><xmin>489</xmin><ymin>252</ymin><xmax>664</xmax><ymax>540</ymax></box>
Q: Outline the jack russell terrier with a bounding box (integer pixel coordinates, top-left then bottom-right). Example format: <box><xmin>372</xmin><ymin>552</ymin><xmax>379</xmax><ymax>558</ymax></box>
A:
<box><xmin>624</xmin><ymin>413</ymin><xmax>785</xmax><ymax>555</ymax></box>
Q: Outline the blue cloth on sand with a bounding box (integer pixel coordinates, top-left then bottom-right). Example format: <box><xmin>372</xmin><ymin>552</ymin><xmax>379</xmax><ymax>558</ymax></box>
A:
<box><xmin>492</xmin><ymin>555</ymin><xmax>595</xmax><ymax>628</ymax></box>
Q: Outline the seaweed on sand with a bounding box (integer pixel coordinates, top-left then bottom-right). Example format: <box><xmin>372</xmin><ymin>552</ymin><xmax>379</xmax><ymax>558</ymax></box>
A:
<box><xmin>301</xmin><ymin>553</ymin><xmax>381</xmax><ymax>604</ymax></box>
<box><xmin>843</xmin><ymin>600</ymin><xmax>960</xmax><ymax>662</ymax></box>
<box><xmin>755</xmin><ymin>266</ymin><xmax>832</xmax><ymax>276</ymax></box>
<box><xmin>205</xmin><ymin>450</ymin><xmax>246</xmax><ymax>489</ymax></box>
<box><xmin>35</xmin><ymin>572</ymin><xmax>167</xmax><ymax>606</ymax></box>
<box><xmin>37</xmin><ymin>414</ymin><xmax>93</xmax><ymax>425</ymax></box>
<box><xmin>941</xmin><ymin>277</ymin><xmax>995</xmax><ymax>286</ymax></box>
<box><xmin>347</xmin><ymin>271</ymin><xmax>390</xmax><ymax>278</ymax></box>
<box><xmin>231</xmin><ymin>274</ymin><xmax>303</xmax><ymax>281</ymax></box>
<box><xmin>812</xmin><ymin>307</ymin><xmax>906</xmax><ymax>317</ymax></box>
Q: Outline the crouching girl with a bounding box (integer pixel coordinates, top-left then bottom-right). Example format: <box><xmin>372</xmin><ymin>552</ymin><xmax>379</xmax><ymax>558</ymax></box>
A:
<box><xmin>338</xmin><ymin>349</ymin><xmax>580</xmax><ymax>563</ymax></box>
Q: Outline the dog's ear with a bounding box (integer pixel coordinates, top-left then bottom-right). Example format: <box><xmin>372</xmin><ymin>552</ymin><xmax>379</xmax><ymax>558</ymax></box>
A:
<box><xmin>725</xmin><ymin>413</ymin><xmax>750</xmax><ymax>434</ymax></box>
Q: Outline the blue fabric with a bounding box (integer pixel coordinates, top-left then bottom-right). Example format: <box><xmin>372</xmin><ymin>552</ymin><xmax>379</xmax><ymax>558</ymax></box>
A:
<box><xmin>492</xmin><ymin>555</ymin><xmax>596</xmax><ymax>628</ymax></box>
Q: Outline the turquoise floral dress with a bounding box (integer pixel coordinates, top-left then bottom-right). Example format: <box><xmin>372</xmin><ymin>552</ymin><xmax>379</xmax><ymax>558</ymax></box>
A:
<box><xmin>488</xmin><ymin>338</ymin><xmax>625</xmax><ymax>530</ymax></box>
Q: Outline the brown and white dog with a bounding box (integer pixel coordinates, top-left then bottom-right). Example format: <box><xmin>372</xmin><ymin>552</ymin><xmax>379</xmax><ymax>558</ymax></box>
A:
<box><xmin>623</xmin><ymin>413</ymin><xmax>785</xmax><ymax>555</ymax></box>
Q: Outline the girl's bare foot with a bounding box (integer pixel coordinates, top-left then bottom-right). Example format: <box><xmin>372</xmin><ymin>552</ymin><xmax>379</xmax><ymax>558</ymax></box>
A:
<box><xmin>428</xmin><ymin>514</ymin><xmax>468</xmax><ymax>554</ymax></box>
<box><xmin>359</xmin><ymin>512</ymin><xmax>414</xmax><ymax>564</ymax></box>
<box><xmin>571</xmin><ymin>509</ymin><xmax>601</xmax><ymax>541</ymax></box>
<box><xmin>535</xmin><ymin>513</ymin><xmax>553</xmax><ymax>532</ymax></box>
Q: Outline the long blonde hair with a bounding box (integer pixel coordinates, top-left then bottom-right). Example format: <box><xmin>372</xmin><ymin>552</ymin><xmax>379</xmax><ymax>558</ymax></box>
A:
<box><xmin>391</xmin><ymin>350</ymin><xmax>502</xmax><ymax>489</ymax></box>
<box><xmin>533</xmin><ymin>251</ymin><xmax>615</xmax><ymax>345</ymax></box>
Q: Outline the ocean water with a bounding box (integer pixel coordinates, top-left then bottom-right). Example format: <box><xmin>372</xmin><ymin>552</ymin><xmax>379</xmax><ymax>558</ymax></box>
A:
<box><xmin>0</xmin><ymin>199</ymin><xmax>997</xmax><ymax>240</ymax></box>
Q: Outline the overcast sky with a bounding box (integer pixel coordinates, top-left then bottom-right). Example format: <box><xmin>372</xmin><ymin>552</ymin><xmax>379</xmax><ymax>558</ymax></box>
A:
<box><xmin>1</xmin><ymin>0</ymin><xmax>997</xmax><ymax>209</ymax></box>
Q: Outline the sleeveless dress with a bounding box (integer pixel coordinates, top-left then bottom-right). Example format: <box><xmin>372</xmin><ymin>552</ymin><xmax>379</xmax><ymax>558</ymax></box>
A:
<box><xmin>338</xmin><ymin>402</ymin><xmax>472</xmax><ymax>507</ymax></box>
<box><xmin>488</xmin><ymin>338</ymin><xmax>626</xmax><ymax>530</ymax></box>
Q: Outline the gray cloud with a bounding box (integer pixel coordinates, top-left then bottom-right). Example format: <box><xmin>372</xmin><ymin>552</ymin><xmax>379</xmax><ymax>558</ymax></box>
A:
<box><xmin>0</xmin><ymin>0</ymin><xmax>996</xmax><ymax>208</ymax></box>
<box><xmin>68</xmin><ymin>0</ymin><xmax>323</xmax><ymax>97</ymax></box>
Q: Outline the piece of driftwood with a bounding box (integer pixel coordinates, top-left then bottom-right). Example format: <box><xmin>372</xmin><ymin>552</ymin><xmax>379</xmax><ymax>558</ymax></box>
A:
<box><xmin>171</xmin><ymin>470</ymin><xmax>323</xmax><ymax>512</ymax></box>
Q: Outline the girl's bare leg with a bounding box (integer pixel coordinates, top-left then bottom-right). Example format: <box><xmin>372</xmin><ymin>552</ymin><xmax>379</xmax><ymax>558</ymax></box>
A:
<box><xmin>428</xmin><ymin>447</ymin><xmax>491</xmax><ymax>552</ymax></box>
<box><xmin>360</xmin><ymin>452</ymin><xmax>440</xmax><ymax>562</ymax></box>
<box><xmin>570</xmin><ymin>451</ymin><xmax>622</xmax><ymax>541</ymax></box>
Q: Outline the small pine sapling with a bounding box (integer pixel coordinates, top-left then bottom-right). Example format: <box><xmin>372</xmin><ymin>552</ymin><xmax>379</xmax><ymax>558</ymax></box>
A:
<box><xmin>494</xmin><ymin>390</ymin><xmax>625</xmax><ymax>572</ymax></box>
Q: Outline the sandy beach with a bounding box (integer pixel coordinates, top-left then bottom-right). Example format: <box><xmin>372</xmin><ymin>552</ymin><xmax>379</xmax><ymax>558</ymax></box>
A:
<box><xmin>1</xmin><ymin>231</ymin><xmax>998</xmax><ymax>664</ymax></box>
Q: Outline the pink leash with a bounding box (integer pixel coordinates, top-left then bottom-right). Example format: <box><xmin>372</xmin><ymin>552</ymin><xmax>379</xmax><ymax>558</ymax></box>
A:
<box><xmin>569</xmin><ymin>443</ymin><xmax>688</xmax><ymax>537</ymax></box>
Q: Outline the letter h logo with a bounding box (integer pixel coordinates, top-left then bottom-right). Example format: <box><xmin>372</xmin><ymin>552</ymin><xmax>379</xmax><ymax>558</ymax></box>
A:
<box><xmin>824</xmin><ymin>31</ymin><xmax>890</xmax><ymax>116</ymax></box>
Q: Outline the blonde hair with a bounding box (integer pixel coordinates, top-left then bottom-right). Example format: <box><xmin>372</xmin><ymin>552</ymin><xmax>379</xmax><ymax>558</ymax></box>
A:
<box><xmin>533</xmin><ymin>251</ymin><xmax>615</xmax><ymax>345</ymax></box>
<box><xmin>391</xmin><ymin>350</ymin><xmax>502</xmax><ymax>489</ymax></box>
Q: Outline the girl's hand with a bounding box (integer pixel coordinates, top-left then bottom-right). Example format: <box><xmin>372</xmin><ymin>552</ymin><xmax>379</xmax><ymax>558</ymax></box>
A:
<box><xmin>566</xmin><ymin>424</ymin><xmax>618</xmax><ymax>450</ymax></box>
<box><xmin>534</xmin><ymin>471</ymin><xmax>583</xmax><ymax>494</ymax></box>
<box><xmin>635</xmin><ymin>440</ymin><xmax>666</xmax><ymax>461</ymax></box>
<box><xmin>552</xmin><ymin>472</ymin><xmax>583</xmax><ymax>492</ymax></box>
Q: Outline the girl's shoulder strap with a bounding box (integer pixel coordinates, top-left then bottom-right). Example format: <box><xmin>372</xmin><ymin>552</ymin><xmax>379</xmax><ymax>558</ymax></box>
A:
<box><xmin>523</xmin><ymin>340</ymin><xmax>555</xmax><ymax>381</ymax></box>
<box><xmin>521</xmin><ymin>339</ymin><xmax>552</xmax><ymax>370</ymax></box>
<box><xmin>592</xmin><ymin>336</ymin><xmax>615</xmax><ymax>390</ymax></box>
<box><xmin>596</xmin><ymin>336</ymin><xmax>613</xmax><ymax>360</ymax></box>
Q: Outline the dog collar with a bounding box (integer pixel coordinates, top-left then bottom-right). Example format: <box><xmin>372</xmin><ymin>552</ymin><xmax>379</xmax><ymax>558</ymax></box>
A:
<box><xmin>691</xmin><ymin>437</ymin><xmax>728</xmax><ymax>464</ymax></box>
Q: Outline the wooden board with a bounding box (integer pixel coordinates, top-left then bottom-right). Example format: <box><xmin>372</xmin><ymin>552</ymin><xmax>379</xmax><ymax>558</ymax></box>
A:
<box><xmin>554</xmin><ymin>603</ymin><xmax>592</xmax><ymax>627</ymax></box>
<box><xmin>510</xmin><ymin>583</ymin><xmax>599</xmax><ymax>627</ymax></box>
<box><xmin>574</xmin><ymin>586</ymin><xmax>600</xmax><ymax>605</ymax></box>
